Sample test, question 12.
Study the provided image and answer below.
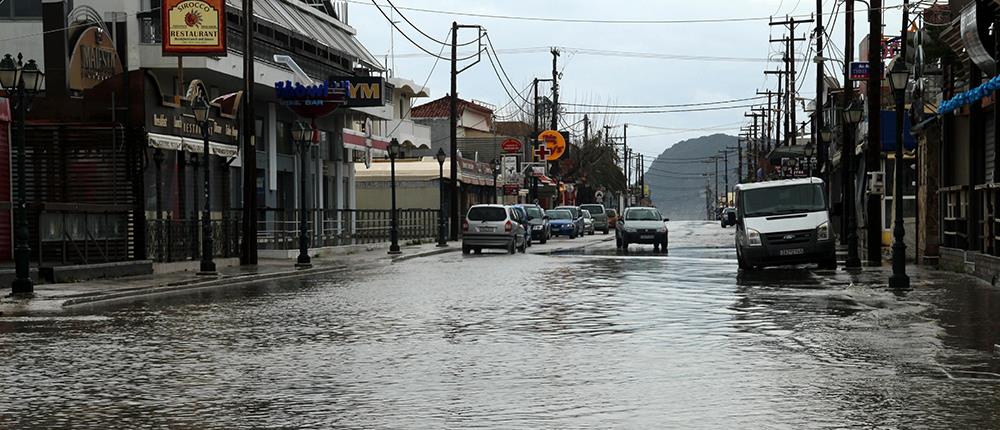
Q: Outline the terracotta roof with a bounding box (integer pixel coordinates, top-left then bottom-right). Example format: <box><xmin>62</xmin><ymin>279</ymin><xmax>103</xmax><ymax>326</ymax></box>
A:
<box><xmin>411</xmin><ymin>95</ymin><xmax>494</xmax><ymax>119</ymax></box>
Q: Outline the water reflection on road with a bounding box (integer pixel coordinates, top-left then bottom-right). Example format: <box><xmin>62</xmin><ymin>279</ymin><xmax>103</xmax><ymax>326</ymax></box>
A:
<box><xmin>1</xmin><ymin>222</ymin><xmax>998</xmax><ymax>428</ymax></box>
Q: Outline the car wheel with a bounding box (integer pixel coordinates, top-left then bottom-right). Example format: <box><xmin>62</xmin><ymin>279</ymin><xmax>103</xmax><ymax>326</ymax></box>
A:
<box><xmin>603</xmin><ymin>229</ymin><xmax>609</xmax><ymax>235</ymax></box>
<box><xmin>570</xmin><ymin>231</ymin><xmax>576</xmax><ymax>239</ymax></box>
<box><xmin>474</xmin><ymin>248</ymin><xmax>482</xmax><ymax>255</ymax></box>
<box><xmin>653</xmin><ymin>244</ymin><xmax>660</xmax><ymax>253</ymax></box>
<box><xmin>518</xmin><ymin>241</ymin><xmax>527</xmax><ymax>253</ymax></box>
<box><xmin>508</xmin><ymin>240</ymin><xmax>516</xmax><ymax>254</ymax></box>
<box><xmin>661</xmin><ymin>241</ymin><xmax>669</xmax><ymax>254</ymax></box>
<box><xmin>737</xmin><ymin>246</ymin><xmax>752</xmax><ymax>270</ymax></box>
<box><xmin>818</xmin><ymin>254</ymin><xmax>837</xmax><ymax>270</ymax></box>
<box><xmin>462</xmin><ymin>245</ymin><xmax>471</xmax><ymax>255</ymax></box>
<box><xmin>616</xmin><ymin>237</ymin><xmax>622</xmax><ymax>249</ymax></box>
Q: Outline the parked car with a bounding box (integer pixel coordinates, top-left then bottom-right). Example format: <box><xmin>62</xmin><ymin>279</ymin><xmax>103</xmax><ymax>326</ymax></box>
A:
<box><xmin>509</xmin><ymin>205</ymin><xmax>532</xmax><ymax>247</ymax></box>
<box><xmin>517</xmin><ymin>204</ymin><xmax>549</xmax><ymax>244</ymax></box>
<box><xmin>554</xmin><ymin>205</ymin><xmax>585</xmax><ymax>237</ymax></box>
<box><xmin>606</xmin><ymin>209</ymin><xmax>619</xmax><ymax>229</ymax></box>
<box><xmin>546</xmin><ymin>209</ymin><xmax>578</xmax><ymax>239</ymax></box>
<box><xmin>581</xmin><ymin>209</ymin><xmax>596</xmax><ymax>235</ymax></box>
<box><xmin>462</xmin><ymin>204</ymin><xmax>527</xmax><ymax>255</ymax></box>
<box><xmin>720</xmin><ymin>207</ymin><xmax>737</xmax><ymax>228</ymax></box>
<box><xmin>616</xmin><ymin>206</ymin><xmax>669</xmax><ymax>253</ymax></box>
<box><xmin>580</xmin><ymin>204</ymin><xmax>609</xmax><ymax>234</ymax></box>
<box><xmin>734</xmin><ymin>178</ymin><xmax>836</xmax><ymax>270</ymax></box>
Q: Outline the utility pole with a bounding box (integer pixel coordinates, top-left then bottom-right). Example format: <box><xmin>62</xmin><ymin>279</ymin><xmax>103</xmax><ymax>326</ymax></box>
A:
<box><xmin>770</xmin><ymin>15</ymin><xmax>812</xmax><ymax>146</ymax></box>
<box><xmin>815</xmin><ymin>0</ymin><xmax>827</xmax><ymax>185</ymax></box>
<box><xmin>623</xmin><ymin>123</ymin><xmax>629</xmax><ymax>207</ymax></box>
<box><xmin>550</xmin><ymin>48</ymin><xmax>560</xmax><ymax>132</ymax></box>
<box><xmin>866</xmin><ymin>0</ymin><xmax>884</xmax><ymax>265</ymax></box>
<box><xmin>240</xmin><ymin>0</ymin><xmax>257</xmax><ymax>265</ymax></box>
<box><xmin>756</xmin><ymin>90</ymin><xmax>778</xmax><ymax>152</ymax></box>
<box><xmin>448</xmin><ymin>22</ymin><xmax>482</xmax><ymax>240</ymax></box>
<box><xmin>746</xmin><ymin>111</ymin><xmax>765</xmax><ymax>180</ymax></box>
<box><xmin>843</xmin><ymin>0</ymin><xmax>861</xmax><ymax>268</ymax></box>
<box><xmin>583</xmin><ymin>114</ymin><xmax>590</xmax><ymax>142</ymax></box>
<box><xmin>763</xmin><ymin>70</ymin><xmax>789</xmax><ymax>148</ymax></box>
<box><xmin>720</xmin><ymin>149</ymin><xmax>731</xmax><ymax>205</ymax></box>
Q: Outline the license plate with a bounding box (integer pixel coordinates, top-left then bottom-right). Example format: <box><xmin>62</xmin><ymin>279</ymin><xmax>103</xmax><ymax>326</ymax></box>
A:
<box><xmin>479</xmin><ymin>227</ymin><xmax>495</xmax><ymax>232</ymax></box>
<box><xmin>780</xmin><ymin>248</ymin><xmax>805</xmax><ymax>256</ymax></box>
<box><xmin>640</xmin><ymin>235</ymin><xmax>654</xmax><ymax>239</ymax></box>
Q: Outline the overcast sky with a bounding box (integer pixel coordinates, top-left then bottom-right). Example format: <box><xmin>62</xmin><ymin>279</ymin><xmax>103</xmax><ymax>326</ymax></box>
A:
<box><xmin>346</xmin><ymin>0</ymin><xmax>903</xmax><ymax>161</ymax></box>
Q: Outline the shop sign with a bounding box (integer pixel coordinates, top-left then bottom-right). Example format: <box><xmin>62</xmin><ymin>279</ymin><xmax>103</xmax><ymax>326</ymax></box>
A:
<box><xmin>849</xmin><ymin>62</ymin><xmax>869</xmax><ymax>81</ymax></box>
<box><xmin>275</xmin><ymin>79</ymin><xmax>349</xmax><ymax>118</ymax></box>
<box><xmin>147</xmin><ymin>109</ymin><xmax>239</xmax><ymax>145</ymax></box>
<box><xmin>162</xmin><ymin>0</ymin><xmax>227</xmax><ymax>56</ymax></box>
<box><xmin>501</xmin><ymin>138</ymin><xmax>522</xmax><ymax>153</ymax></box>
<box><xmin>538</xmin><ymin>130</ymin><xmax>566</xmax><ymax>161</ymax></box>
<box><xmin>329</xmin><ymin>76</ymin><xmax>388</xmax><ymax>107</ymax></box>
<box><xmin>67</xmin><ymin>27</ymin><xmax>123</xmax><ymax>92</ymax></box>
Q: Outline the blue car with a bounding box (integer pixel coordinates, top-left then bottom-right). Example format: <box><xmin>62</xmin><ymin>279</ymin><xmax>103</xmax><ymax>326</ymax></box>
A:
<box><xmin>546</xmin><ymin>209</ymin><xmax>578</xmax><ymax>239</ymax></box>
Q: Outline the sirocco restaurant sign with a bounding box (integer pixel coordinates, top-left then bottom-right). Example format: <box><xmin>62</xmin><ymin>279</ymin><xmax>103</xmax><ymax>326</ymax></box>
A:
<box><xmin>162</xmin><ymin>0</ymin><xmax>227</xmax><ymax>56</ymax></box>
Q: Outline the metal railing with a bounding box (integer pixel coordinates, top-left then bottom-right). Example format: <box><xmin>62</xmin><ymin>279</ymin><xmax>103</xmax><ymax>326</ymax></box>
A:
<box><xmin>941</xmin><ymin>186</ymin><xmax>968</xmax><ymax>250</ymax></box>
<box><xmin>146</xmin><ymin>214</ymin><xmax>243</xmax><ymax>263</ymax></box>
<box><xmin>37</xmin><ymin>205</ymin><xmax>131</xmax><ymax>266</ymax></box>
<box><xmin>256</xmin><ymin>208</ymin><xmax>440</xmax><ymax>250</ymax></box>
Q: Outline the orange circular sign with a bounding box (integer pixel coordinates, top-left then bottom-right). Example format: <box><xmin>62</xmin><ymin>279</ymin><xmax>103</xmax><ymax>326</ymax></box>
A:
<box><xmin>538</xmin><ymin>130</ymin><xmax>566</xmax><ymax>161</ymax></box>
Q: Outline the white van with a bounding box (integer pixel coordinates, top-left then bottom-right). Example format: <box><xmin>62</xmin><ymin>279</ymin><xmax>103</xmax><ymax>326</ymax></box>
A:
<box><xmin>733</xmin><ymin>178</ymin><xmax>836</xmax><ymax>270</ymax></box>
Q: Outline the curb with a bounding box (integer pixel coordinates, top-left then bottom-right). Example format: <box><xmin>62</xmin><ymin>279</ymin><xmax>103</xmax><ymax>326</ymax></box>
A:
<box><xmin>391</xmin><ymin>246</ymin><xmax>460</xmax><ymax>263</ymax></box>
<box><xmin>60</xmin><ymin>264</ymin><xmax>349</xmax><ymax>309</ymax></box>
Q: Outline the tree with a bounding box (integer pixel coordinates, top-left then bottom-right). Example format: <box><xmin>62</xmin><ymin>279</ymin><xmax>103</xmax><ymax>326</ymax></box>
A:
<box><xmin>558</xmin><ymin>130</ymin><xmax>625</xmax><ymax>203</ymax></box>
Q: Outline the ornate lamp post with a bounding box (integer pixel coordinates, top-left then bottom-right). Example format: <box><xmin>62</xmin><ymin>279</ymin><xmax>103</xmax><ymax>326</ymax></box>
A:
<box><xmin>436</xmin><ymin>148</ymin><xmax>448</xmax><ymax>247</ymax></box>
<box><xmin>0</xmin><ymin>54</ymin><xmax>43</xmax><ymax>295</ymax></box>
<box><xmin>888</xmin><ymin>56</ymin><xmax>911</xmax><ymax>290</ymax></box>
<box><xmin>291</xmin><ymin>121</ymin><xmax>313</xmax><ymax>268</ymax></box>
<box><xmin>191</xmin><ymin>93</ymin><xmax>217</xmax><ymax>275</ymax></box>
<box><xmin>804</xmin><ymin>142</ymin><xmax>815</xmax><ymax>177</ymax></box>
<box><xmin>843</xmin><ymin>99</ymin><xmax>864</xmax><ymax>269</ymax></box>
<box><xmin>388</xmin><ymin>138</ymin><xmax>402</xmax><ymax>255</ymax></box>
<box><xmin>491</xmin><ymin>158</ymin><xmax>501</xmax><ymax>204</ymax></box>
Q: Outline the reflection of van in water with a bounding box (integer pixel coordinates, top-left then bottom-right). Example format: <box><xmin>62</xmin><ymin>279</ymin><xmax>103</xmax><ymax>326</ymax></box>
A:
<box><xmin>733</xmin><ymin>178</ymin><xmax>836</xmax><ymax>270</ymax></box>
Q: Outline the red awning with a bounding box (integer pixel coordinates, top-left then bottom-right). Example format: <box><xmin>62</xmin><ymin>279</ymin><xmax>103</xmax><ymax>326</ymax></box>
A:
<box><xmin>343</xmin><ymin>129</ymin><xmax>389</xmax><ymax>155</ymax></box>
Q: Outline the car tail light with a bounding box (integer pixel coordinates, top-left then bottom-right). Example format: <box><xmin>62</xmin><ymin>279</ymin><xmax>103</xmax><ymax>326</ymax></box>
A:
<box><xmin>462</xmin><ymin>220</ymin><xmax>469</xmax><ymax>232</ymax></box>
<box><xmin>505</xmin><ymin>220</ymin><xmax>513</xmax><ymax>232</ymax></box>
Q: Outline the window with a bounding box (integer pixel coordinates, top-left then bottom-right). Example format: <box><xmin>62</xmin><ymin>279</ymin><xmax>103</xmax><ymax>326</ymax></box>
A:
<box><xmin>467</xmin><ymin>207</ymin><xmax>506</xmax><ymax>222</ymax></box>
<box><xmin>276</xmin><ymin>121</ymin><xmax>293</xmax><ymax>155</ymax></box>
<box><xmin>318</xmin><ymin>130</ymin><xmax>330</xmax><ymax>161</ymax></box>
<box><xmin>255</xmin><ymin>118</ymin><xmax>266</xmax><ymax>153</ymax></box>
<box><xmin>1</xmin><ymin>0</ymin><xmax>42</xmax><ymax>18</ymax></box>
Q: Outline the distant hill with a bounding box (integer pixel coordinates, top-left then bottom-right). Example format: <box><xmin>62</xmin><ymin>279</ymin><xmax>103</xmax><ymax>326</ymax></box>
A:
<box><xmin>646</xmin><ymin>134</ymin><xmax>739</xmax><ymax>220</ymax></box>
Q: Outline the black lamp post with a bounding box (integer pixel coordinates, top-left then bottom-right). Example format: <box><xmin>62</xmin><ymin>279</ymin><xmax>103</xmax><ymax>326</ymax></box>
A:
<box><xmin>388</xmin><ymin>138</ymin><xmax>402</xmax><ymax>255</ymax></box>
<box><xmin>804</xmin><ymin>142</ymin><xmax>815</xmax><ymax>177</ymax></box>
<box><xmin>0</xmin><ymin>53</ymin><xmax>42</xmax><ymax>295</ymax></box>
<box><xmin>436</xmin><ymin>148</ymin><xmax>448</xmax><ymax>247</ymax></box>
<box><xmin>292</xmin><ymin>121</ymin><xmax>313</xmax><ymax>268</ymax></box>
<box><xmin>191</xmin><ymin>93</ymin><xmax>217</xmax><ymax>275</ymax></box>
<box><xmin>491</xmin><ymin>158</ymin><xmax>501</xmax><ymax>204</ymax></box>
<box><xmin>888</xmin><ymin>55</ymin><xmax>911</xmax><ymax>290</ymax></box>
<box><xmin>843</xmin><ymin>99</ymin><xmax>864</xmax><ymax>269</ymax></box>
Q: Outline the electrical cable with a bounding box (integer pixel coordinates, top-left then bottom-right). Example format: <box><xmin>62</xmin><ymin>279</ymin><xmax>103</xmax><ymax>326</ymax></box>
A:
<box><xmin>383</xmin><ymin>0</ymin><xmax>480</xmax><ymax>47</ymax></box>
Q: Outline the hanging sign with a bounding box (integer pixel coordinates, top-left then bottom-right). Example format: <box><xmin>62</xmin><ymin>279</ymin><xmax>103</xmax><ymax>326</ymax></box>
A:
<box><xmin>162</xmin><ymin>0</ymin><xmax>227</xmax><ymax>56</ymax></box>
<box><xmin>67</xmin><ymin>26</ymin><xmax>123</xmax><ymax>92</ymax></box>
<box><xmin>274</xmin><ymin>79</ymin><xmax>349</xmax><ymax>119</ymax></box>
<box><xmin>849</xmin><ymin>62</ymin><xmax>869</xmax><ymax>81</ymax></box>
<box><xmin>538</xmin><ymin>130</ymin><xmax>566</xmax><ymax>161</ymax></box>
<box><xmin>501</xmin><ymin>138</ymin><xmax>523</xmax><ymax>153</ymax></box>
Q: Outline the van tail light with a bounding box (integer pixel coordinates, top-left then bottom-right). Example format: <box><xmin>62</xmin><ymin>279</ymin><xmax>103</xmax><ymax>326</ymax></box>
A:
<box><xmin>462</xmin><ymin>220</ymin><xmax>469</xmax><ymax>232</ymax></box>
<box><xmin>505</xmin><ymin>221</ymin><xmax>513</xmax><ymax>232</ymax></box>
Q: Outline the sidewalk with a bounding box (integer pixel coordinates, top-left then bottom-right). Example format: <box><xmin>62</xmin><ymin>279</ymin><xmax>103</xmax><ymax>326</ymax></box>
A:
<box><xmin>0</xmin><ymin>240</ymin><xmax>460</xmax><ymax>316</ymax></box>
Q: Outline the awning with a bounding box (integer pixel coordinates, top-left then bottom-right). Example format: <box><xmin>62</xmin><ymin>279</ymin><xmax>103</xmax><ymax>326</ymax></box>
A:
<box><xmin>343</xmin><ymin>128</ymin><xmax>389</xmax><ymax>156</ymax></box>
<box><xmin>147</xmin><ymin>133</ymin><xmax>240</xmax><ymax>158</ymax></box>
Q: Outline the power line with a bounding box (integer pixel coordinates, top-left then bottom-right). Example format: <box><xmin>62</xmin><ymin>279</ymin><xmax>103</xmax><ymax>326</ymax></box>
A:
<box><xmin>383</xmin><ymin>0</ymin><xmax>479</xmax><ymax>47</ymax></box>
<box><xmin>561</xmin><ymin>96</ymin><xmax>765</xmax><ymax>110</ymax></box>
<box><xmin>563</xmin><ymin>103</ymin><xmax>757</xmax><ymax>115</ymax></box>
<box><xmin>349</xmin><ymin>0</ymin><xmax>905</xmax><ymax>25</ymax></box>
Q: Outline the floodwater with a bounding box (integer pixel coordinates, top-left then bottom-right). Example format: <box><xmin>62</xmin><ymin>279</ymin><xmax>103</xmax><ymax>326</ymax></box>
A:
<box><xmin>1</xmin><ymin>222</ymin><xmax>999</xmax><ymax>428</ymax></box>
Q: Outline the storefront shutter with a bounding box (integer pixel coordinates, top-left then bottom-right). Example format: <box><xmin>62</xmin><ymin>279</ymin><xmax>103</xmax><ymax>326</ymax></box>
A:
<box><xmin>987</xmin><ymin>115</ymin><xmax>996</xmax><ymax>183</ymax></box>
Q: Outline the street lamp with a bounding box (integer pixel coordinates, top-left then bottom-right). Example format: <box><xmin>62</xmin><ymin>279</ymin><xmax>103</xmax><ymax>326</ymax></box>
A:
<box><xmin>804</xmin><ymin>142</ymin><xmax>815</xmax><ymax>177</ymax></box>
<box><xmin>388</xmin><ymin>138</ymin><xmax>402</xmax><ymax>255</ymax></box>
<box><xmin>820</xmin><ymin>125</ymin><xmax>833</xmax><ymax>144</ymax></box>
<box><xmin>842</xmin><ymin>99</ymin><xmax>863</xmax><ymax>269</ymax></box>
<box><xmin>191</xmin><ymin>93</ymin><xmax>217</xmax><ymax>275</ymax></box>
<box><xmin>491</xmin><ymin>158</ymin><xmax>501</xmax><ymax>204</ymax></box>
<box><xmin>291</xmin><ymin>121</ymin><xmax>313</xmax><ymax>268</ymax></box>
<box><xmin>436</xmin><ymin>148</ymin><xmax>448</xmax><ymax>247</ymax></box>
<box><xmin>888</xmin><ymin>55</ymin><xmax>911</xmax><ymax>290</ymax></box>
<box><xmin>1</xmin><ymin>53</ymin><xmax>43</xmax><ymax>295</ymax></box>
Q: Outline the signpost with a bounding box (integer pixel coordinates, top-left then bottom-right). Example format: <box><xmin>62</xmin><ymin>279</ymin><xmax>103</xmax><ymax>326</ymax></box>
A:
<box><xmin>538</xmin><ymin>130</ymin><xmax>566</xmax><ymax>161</ymax></box>
<box><xmin>849</xmin><ymin>61</ymin><xmax>870</xmax><ymax>81</ymax></box>
<box><xmin>501</xmin><ymin>138</ymin><xmax>523</xmax><ymax>154</ymax></box>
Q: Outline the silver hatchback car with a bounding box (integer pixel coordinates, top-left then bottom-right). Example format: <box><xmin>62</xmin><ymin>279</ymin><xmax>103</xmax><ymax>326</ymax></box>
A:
<box><xmin>462</xmin><ymin>204</ymin><xmax>528</xmax><ymax>255</ymax></box>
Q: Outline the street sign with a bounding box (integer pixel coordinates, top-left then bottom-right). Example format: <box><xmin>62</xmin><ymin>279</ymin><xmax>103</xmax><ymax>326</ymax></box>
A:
<box><xmin>595</xmin><ymin>190</ymin><xmax>605</xmax><ymax>201</ymax></box>
<box><xmin>502</xmin><ymin>155</ymin><xmax>520</xmax><ymax>184</ymax></box>
<box><xmin>849</xmin><ymin>61</ymin><xmax>870</xmax><ymax>80</ymax></box>
<box><xmin>534</xmin><ymin>143</ymin><xmax>552</xmax><ymax>161</ymax></box>
<box><xmin>538</xmin><ymin>130</ymin><xmax>566</xmax><ymax>161</ymax></box>
<box><xmin>503</xmin><ymin>184</ymin><xmax>520</xmax><ymax>195</ymax></box>
<box><xmin>501</xmin><ymin>138</ymin><xmax>523</xmax><ymax>153</ymax></box>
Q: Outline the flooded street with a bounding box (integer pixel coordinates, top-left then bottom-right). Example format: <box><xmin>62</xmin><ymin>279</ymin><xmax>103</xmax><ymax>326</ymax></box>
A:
<box><xmin>2</xmin><ymin>222</ymin><xmax>999</xmax><ymax>428</ymax></box>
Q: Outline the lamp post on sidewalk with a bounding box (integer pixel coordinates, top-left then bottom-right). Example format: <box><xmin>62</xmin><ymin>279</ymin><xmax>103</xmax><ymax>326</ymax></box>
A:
<box><xmin>491</xmin><ymin>158</ymin><xmax>501</xmax><ymax>204</ymax></box>
<box><xmin>388</xmin><ymin>138</ymin><xmax>402</xmax><ymax>255</ymax></box>
<box><xmin>888</xmin><ymin>55</ymin><xmax>911</xmax><ymax>290</ymax></box>
<box><xmin>843</xmin><ymin>100</ymin><xmax>864</xmax><ymax>269</ymax></box>
<box><xmin>804</xmin><ymin>142</ymin><xmax>815</xmax><ymax>177</ymax></box>
<box><xmin>0</xmin><ymin>53</ymin><xmax>42</xmax><ymax>295</ymax></box>
<box><xmin>292</xmin><ymin>122</ymin><xmax>313</xmax><ymax>268</ymax></box>
<box><xmin>436</xmin><ymin>148</ymin><xmax>448</xmax><ymax>247</ymax></box>
<box><xmin>191</xmin><ymin>93</ymin><xmax>217</xmax><ymax>276</ymax></box>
